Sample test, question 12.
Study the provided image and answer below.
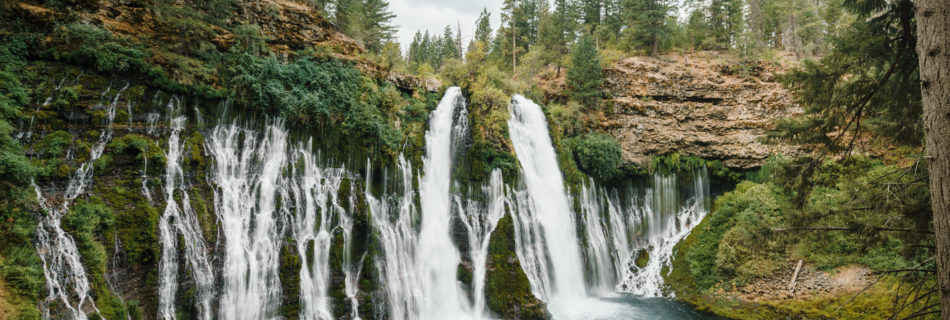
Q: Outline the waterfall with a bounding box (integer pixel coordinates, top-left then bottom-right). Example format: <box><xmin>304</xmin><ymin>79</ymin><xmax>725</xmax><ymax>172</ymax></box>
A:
<box><xmin>157</xmin><ymin>114</ymin><xmax>215</xmax><ymax>320</ymax></box>
<box><xmin>33</xmin><ymin>83</ymin><xmax>127</xmax><ymax>320</ymax></box>
<box><xmin>455</xmin><ymin>169</ymin><xmax>507</xmax><ymax>318</ymax></box>
<box><xmin>340</xmin><ymin>179</ymin><xmax>365</xmax><ymax>320</ymax></box>
<box><xmin>369</xmin><ymin>87</ymin><xmax>488</xmax><ymax>320</ymax></box>
<box><xmin>367</xmin><ymin>155</ymin><xmax>421</xmax><ymax>320</ymax></box>
<box><xmin>580</xmin><ymin>168</ymin><xmax>711</xmax><ymax>297</ymax></box>
<box><xmin>417</xmin><ymin>86</ymin><xmax>471</xmax><ymax>319</ymax></box>
<box><xmin>207</xmin><ymin>122</ymin><xmax>287</xmax><ymax>320</ymax></box>
<box><xmin>287</xmin><ymin>144</ymin><xmax>344</xmax><ymax>320</ymax></box>
<box><xmin>621</xmin><ymin>168</ymin><xmax>710</xmax><ymax>296</ymax></box>
<box><xmin>507</xmin><ymin>95</ymin><xmax>587</xmax><ymax>303</ymax></box>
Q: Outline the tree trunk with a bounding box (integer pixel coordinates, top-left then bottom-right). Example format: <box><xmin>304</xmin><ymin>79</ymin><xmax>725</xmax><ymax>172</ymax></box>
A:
<box><xmin>914</xmin><ymin>0</ymin><xmax>950</xmax><ymax>319</ymax></box>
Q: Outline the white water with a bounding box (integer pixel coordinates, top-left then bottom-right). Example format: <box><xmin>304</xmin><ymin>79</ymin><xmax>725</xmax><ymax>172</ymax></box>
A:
<box><xmin>507</xmin><ymin>95</ymin><xmax>587</xmax><ymax>304</ymax></box>
<box><xmin>622</xmin><ymin>169</ymin><xmax>710</xmax><ymax>296</ymax></box>
<box><xmin>367</xmin><ymin>156</ymin><xmax>422</xmax><ymax>320</ymax></box>
<box><xmin>208</xmin><ymin>122</ymin><xmax>287</xmax><ymax>320</ymax></box>
<box><xmin>339</xmin><ymin>178</ymin><xmax>365</xmax><ymax>320</ymax></box>
<box><xmin>417</xmin><ymin>86</ymin><xmax>472</xmax><ymax>319</ymax></box>
<box><xmin>33</xmin><ymin>83</ymin><xmax>127</xmax><ymax>320</ymax></box>
<box><xmin>157</xmin><ymin>114</ymin><xmax>216</xmax><ymax>320</ymax></box>
<box><xmin>369</xmin><ymin>87</ymin><xmax>479</xmax><ymax>320</ymax></box>
<box><xmin>287</xmin><ymin>144</ymin><xmax>344</xmax><ymax>320</ymax></box>
<box><xmin>454</xmin><ymin>169</ymin><xmax>506</xmax><ymax>318</ymax></box>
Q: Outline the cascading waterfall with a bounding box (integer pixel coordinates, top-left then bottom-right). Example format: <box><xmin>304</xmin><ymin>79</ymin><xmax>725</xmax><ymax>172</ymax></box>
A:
<box><xmin>454</xmin><ymin>169</ymin><xmax>506</xmax><ymax>318</ymax></box>
<box><xmin>369</xmin><ymin>87</ymin><xmax>489</xmax><ymax>320</ymax></box>
<box><xmin>580</xmin><ymin>168</ymin><xmax>711</xmax><ymax>297</ymax></box>
<box><xmin>366</xmin><ymin>155</ymin><xmax>421</xmax><ymax>320</ymax></box>
<box><xmin>287</xmin><ymin>145</ymin><xmax>344</xmax><ymax>320</ymax></box>
<box><xmin>33</xmin><ymin>83</ymin><xmax>127</xmax><ymax>320</ymax></box>
<box><xmin>622</xmin><ymin>168</ymin><xmax>710</xmax><ymax>296</ymax></box>
<box><xmin>507</xmin><ymin>95</ymin><xmax>587</xmax><ymax>303</ymax></box>
<box><xmin>416</xmin><ymin>86</ymin><xmax>471</xmax><ymax>319</ymax></box>
<box><xmin>157</xmin><ymin>112</ymin><xmax>216</xmax><ymax>320</ymax></box>
<box><xmin>207</xmin><ymin>122</ymin><xmax>287</xmax><ymax>320</ymax></box>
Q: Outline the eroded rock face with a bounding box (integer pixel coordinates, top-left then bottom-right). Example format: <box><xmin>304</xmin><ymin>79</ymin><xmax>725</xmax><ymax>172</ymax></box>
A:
<box><xmin>602</xmin><ymin>52</ymin><xmax>802</xmax><ymax>169</ymax></box>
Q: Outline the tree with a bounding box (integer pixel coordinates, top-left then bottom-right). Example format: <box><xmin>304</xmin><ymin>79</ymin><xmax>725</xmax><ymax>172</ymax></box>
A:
<box><xmin>567</xmin><ymin>35</ymin><xmax>602</xmax><ymax>107</ymax></box>
<box><xmin>578</xmin><ymin>0</ymin><xmax>602</xmax><ymax>34</ymax></box>
<box><xmin>475</xmin><ymin>9</ymin><xmax>493</xmax><ymax>43</ymax></box>
<box><xmin>914</xmin><ymin>0</ymin><xmax>950</xmax><ymax>317</ymax></box>
<box><xmin>622</xmin><ymin>0</ymin><xmax>672</xmax><ymax>56</ymax></box>
<box><xmin>326</xmin><ymin>0</ymin><xmax>396</xmax><ymax>52</ymax></box>
<box><xmin>705</xmin><ymin>0</ymin><xmax>743</xmax><ymax>49</ymax></box>
<box><xmin>441</xmin><ymin>25</ymin><xmax>460</xmax><ymax>61</ymax></box>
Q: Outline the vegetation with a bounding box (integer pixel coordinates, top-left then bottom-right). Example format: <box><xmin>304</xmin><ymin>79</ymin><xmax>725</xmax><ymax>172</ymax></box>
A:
<box><xmin>568</xmin><ymin>133</ymin><xmax>622</xmax><ymax>181</ymax></box>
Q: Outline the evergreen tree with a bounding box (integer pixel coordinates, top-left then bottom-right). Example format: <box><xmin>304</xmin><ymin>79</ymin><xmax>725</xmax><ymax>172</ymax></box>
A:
<box><xmin>622</xmin><ymin>0</ymin><xmax>672</xmax><ymax>55</ymax></box>
<box><xmin>441</xmin><ymin>25</ymin><xmax>460</xmax><ymax>61</ymax></box>
<box><xmin>475</xmin><ymin>9</ymin><xmax>493</xmax><ymax>43</ymax></box>
<box><xmin>324</xmin><ymin>0</ymin><xmax>396</xmax><ymax>52</ymax></box>
<box><xmin>578</xmin><ymin>0</ymin><xmax>602</xmax><ymax>34</ymax></box>
<box><xmin>567</xmin><ymin>35</ymin><xmax>602</xmax><ymax>107</ymax></box>
<box><xmin>705</xmin><ymin>0</ymin><xmax>743</xmax><ymax>49</ymax></box>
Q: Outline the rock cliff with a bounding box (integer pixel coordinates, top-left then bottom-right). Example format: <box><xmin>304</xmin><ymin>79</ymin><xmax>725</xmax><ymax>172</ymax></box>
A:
<box><xmin>602</xmin><ymin>52</ymin><xmax>802</xmax><ymax>169</ymax></box>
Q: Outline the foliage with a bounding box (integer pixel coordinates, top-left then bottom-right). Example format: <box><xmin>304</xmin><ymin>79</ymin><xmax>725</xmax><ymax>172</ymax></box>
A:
<box><xmin>52</xmin><ymin>23</ymin><xmax>148</xmax><ymax>74</ymax></box>
<box><xmin>227</xmin><ymin>53</ymin><xmax>402</xmax><ymax>153</ymax></box>
<box><xmin>621</xmin><ymin>0</ymin><xmax>673</xmax><ymax>55</ymax></box>
<box><xmin>326</xmin><ymin>0</ymin><xmax>396</xmax><ymax>52</ymax></box>
<box><xmin>681</xmin><ymin>157</ymin><xmax>930</xmax><ymax>291</ymax></box>
<box><xmin>569</xmin><ymin>133</ymin><xmax>622</xmax><ymax>181</ymax></box>
<box><xmin>567</xmin><ymin>35</ymin><xmax>602</xmax><ymax>108</ymax></box>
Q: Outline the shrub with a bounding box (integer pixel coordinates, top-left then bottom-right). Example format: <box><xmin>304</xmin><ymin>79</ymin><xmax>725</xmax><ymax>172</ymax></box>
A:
<box><xmin>228</xmin><ymin>53</ymin><xmax>403</xmax><ymax>152</ymax></box>
<box><xmin>0</xmin><ymin>247</ymin><xmax>44</xmax><ymax>300</ymax></box>
<box><xmin>53</xmin><ymin>23</ymin><xmax>148</xmax><ymax>73</ymax></box>
<box><xmin>569</xmin><ymin>133</ymin><xmax>622</xmax><ymax>181</ymax></box>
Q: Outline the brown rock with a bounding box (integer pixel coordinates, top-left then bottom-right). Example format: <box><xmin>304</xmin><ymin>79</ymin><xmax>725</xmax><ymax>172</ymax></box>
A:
<box><xmin>600</xmin><ymin>52</ymin><xmax>803</xmax><ymax>169</ymax></box>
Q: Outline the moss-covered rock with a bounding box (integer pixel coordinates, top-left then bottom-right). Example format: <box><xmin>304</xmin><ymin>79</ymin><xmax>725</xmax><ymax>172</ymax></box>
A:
<box><xmin>484</xmin><ymin>214</ymin><xmax>547</xmax><ymax>320</ymax></box>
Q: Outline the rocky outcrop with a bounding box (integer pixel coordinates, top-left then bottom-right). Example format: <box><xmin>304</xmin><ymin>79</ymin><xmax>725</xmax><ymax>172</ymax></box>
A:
<box><xmin>10</xmin><ymin>0</ymin><xmax>436</xmax><ymax>92</ymax></box>
<box><xmin>602</xmin><ymin>52</ymin><xmax>802</xmax><ymax>169</ymax></box>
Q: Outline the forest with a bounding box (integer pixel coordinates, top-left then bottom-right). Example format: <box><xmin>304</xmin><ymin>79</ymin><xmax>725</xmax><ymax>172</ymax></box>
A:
<box><xmin>0</xmin><ymin>0</ymin><xmax>947</xmax><ymax>319</ymax></box>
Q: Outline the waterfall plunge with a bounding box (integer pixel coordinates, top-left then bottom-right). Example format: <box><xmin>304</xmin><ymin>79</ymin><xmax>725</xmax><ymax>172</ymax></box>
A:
<box><xmin>507</xmin><ymin>95</ymin><xmax>587</xmax><ymax>302</ymax></box>
<box><xmin>370</xmin><ymin>87</ymin><xmax>482</xmax><ymax>320</ymax></box>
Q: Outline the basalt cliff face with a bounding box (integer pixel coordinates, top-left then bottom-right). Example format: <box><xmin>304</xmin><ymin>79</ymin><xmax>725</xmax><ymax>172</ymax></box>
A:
<box><xmin>601</xmin><ymin>52</ymin><xmax>802</xmax><ymax>169</ymax></box>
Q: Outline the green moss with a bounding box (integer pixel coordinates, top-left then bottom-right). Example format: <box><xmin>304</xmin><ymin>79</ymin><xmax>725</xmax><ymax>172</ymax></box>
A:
<box><xmin>484</xmin><ymin>214</ymin><xmax>548</xmax><ymax>320</ymax></box>
<box><xmin>279</xmin><ymin>239</ymin><xmax>301</xmax><ymax>320</ymax></box>
<box><xmin>634</xmin><ymin>249</ymin><xmax>650</xmax><ymax>269</ymax></box>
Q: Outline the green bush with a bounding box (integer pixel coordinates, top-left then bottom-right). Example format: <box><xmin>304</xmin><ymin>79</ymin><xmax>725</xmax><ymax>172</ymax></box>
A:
<box><xmin>685</xmin><ymin>181</ymin><xmax>789</xmax><ymax>288</ymax></box>
<box><xmin>0</xmin><ymin>247</ymin><xmax>44</xmax><ymax>300</ymax></box>
<box><xmin>53</xmin><ymin>23</ymin><xmax>148</xmax><ymax>73</ymax></box>
<box><xmin>569</xmin><ymin>133</ymin><xmax>622</xmax><ymax>181</ymax></box>
<box><xmin>228</xmin><ymin>53</ymin><xmax>403</xmax><ymax>152</ymax></box>
<box><xmin>62</xmin><ymin>199</ymin><xmax>114</xmax><ymax>277</ymax></box>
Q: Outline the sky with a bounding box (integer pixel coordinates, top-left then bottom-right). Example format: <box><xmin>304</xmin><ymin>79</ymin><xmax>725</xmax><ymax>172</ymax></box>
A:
<box><xmin>389</xmin><ymin>0</ymin><xmax>503</xmax><ymax>52</ymax></box>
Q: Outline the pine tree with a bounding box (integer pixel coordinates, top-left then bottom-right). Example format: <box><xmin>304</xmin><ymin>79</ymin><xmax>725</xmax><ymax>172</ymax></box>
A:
<box><xmin>475</xmin><ymin>9</ymin><xmax>493</xmax><ymax>43</ymax></box>
<box><xmin>578</xmin><ymin>0</ymin><xmax>602</xmax><ymax>34</ymax></box>
<box><xmin>914</xmin><ymin>0</ymin><xmax>950</xmax><ymax>316</ymax></box>
<box><xmin>441</xmin><ymin>25</ymin><xmax>460</xmax><ymax>61</ymax></box>
<box><xmin>324</xmin><ymin>0</ymin><xmax>396</xmax><ymax>52</ymax></box>
<box><xmin>622</xmin><ymin>0</ymin><xmax>672</xmax><ymax>55</ymax></box>
<box><xmin>705</xmin><ymin>0</ymin><xmax>743</xmax><ymax>49</ymax></box>
<box><xmin>567</xmin><ymin>35</ymin><xmax>602</xmax><ymax>107</ymax></box>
